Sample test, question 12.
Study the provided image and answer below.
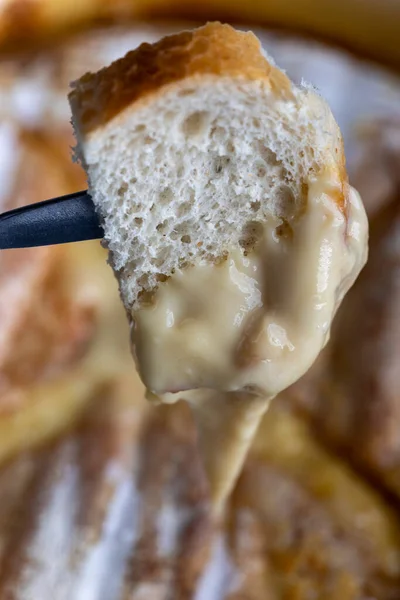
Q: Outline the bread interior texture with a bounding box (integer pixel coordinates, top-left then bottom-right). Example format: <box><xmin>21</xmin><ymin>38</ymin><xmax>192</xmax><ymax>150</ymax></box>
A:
<box><xmin>74</xmin><ymin>61</ymin><xmax>343</xmax><ymax>310</ymax></box>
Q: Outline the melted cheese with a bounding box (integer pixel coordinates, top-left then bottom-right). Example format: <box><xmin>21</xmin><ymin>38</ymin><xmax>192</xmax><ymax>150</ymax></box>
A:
<box><xmin>130</xmin><ymin>181</ymin><xmax>368</xmax><ymax>509</ymax></box>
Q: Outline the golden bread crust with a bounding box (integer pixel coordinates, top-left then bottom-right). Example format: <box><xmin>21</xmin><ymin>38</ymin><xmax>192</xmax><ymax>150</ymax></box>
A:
<box><xmin>69</xmin><ymin>22</ymin><xmax>349</xmax><ymax>216</ymax></box>
<box><xmin>69</xmin><ymin>22</ymin><xmax>292</xmax><ymax>137</ymax></box>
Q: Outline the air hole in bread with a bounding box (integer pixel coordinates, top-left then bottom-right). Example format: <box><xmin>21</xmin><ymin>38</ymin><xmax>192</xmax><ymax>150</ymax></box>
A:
<box><xmin>134</xmin><ymin>217</ymin><xmax>143</xmax><ymax>226</ymax></box>
<box><xmin>275</xmin><ymin>185</ymin><xmax>295</xmax><ymax>215</ymax></box>
<box><xmin>301</xmin><ymin>182</ymin><xmax>309</xmax><ymax>200</ymax></box>
<box><xmin>128</xmin><ymin>202</ymin><xmax>139</xmax><ymax>213</ymax></box>
<box><xmin>214</xmin><ymin>156</ymin><xmax>230</xmax><ymax>175</ymax></box>
<box><xmin>177</xmin><ymin>201</ymin><xmax>192</xmax><ymax>217</ymax></box>
<box><xmin>210</xmin><ymin>124</ymin><xmax>226</xmax><ymax>141</ymax></box>
<box><xmin>117</xmin><ymin>182</ymin><xmax>128</xmax><ymax>205</ymax></box>
<box><xmin>124</xmin><ymin>259</ymin><xmax>138</xmax><ymax>273</ymax></box>
<box><xmin>117</xmin><ymin>182</ymin><xmax>128</xmax><ymax>196</ymax></box>
<box><xmin>215</xmin><ymin>253</ymin><xmax>228</xmax><ymax>265</ymax></box>
<box><xmin>258</xmin><ymin>144</ymin><xmax>279</xmax><ymax>166</ymax></box>
<box><xmin>159</xmin><ymin>187</ymin><xmax>173</xmax><ymax>205</ymax></box>
<box><xmin>137</xmin><ymin>289</ymin><xmax>155</xmax><ymax>306</ymax></box>
<box><xmin>138</xmin><ymin>273</ymin><xmax>149</xmax><ymax>287</ymax></box>
<box><xmin>169</xmin><ymin>223</ymin><xmax>189</xmax><ymax>241</ymax></box>
<box><xmin>256</xmin><ymin>162</ymin><xmax>266</xmax><ymax>178</ymax></box>
<box><xmin>153</xmin><ymin>256</ymin><xmax>166</xmax><ymax>268</ymax></box>
<box><xmin>239</xmin><ymin>221</ymin><xmax>264</xmax><ymax>251</ymax></box>
<box><xmin>181</xmin><ymin>235</ymin><xmax>191</xmax><ymax>244</ymax></box>
<box><xmin>156</xmin><ymin>220</ymin><xmax>169</xmax><ymax>233</ymax></box>
<box><xmin>164</xmin><ymin>111</ymin><xmax>174</xmax><ymax>121</ymax></box>
<box><xmin>182</xmin><ymin>111</ymin><xmax>209</xmax><ymax>137</ymax></box>
<box><xmin>274</xmin><ymin>219</ymin><xmax>293</xmax><ymax>241</ymax></box>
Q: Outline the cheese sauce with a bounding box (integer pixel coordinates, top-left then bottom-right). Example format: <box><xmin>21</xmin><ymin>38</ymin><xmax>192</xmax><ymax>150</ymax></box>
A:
<box><xmin>130</xmin><ymin>181</ymin><xmax>368</xmax><ymax>509</ymax></box>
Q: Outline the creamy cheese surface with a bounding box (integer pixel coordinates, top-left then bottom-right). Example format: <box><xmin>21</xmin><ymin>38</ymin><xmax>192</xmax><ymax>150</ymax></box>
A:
<box><xmin>130</xmin><ymin>181</ymin><xmax>368</xmax><ymax>508</ymax></box>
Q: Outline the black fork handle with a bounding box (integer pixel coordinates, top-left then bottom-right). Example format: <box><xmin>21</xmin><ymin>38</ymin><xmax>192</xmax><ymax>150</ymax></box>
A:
<box><xmin>0</xmin><ymin>190</ymin><xmax>103</xmax><ymax>249</ymax></box>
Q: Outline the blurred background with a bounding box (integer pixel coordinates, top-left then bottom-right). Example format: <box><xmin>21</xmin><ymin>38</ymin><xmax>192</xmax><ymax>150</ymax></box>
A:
<box><xmin>0</xmin><ymin>2</ymin><xmax>399</xmax><ymax>598</ymax></box>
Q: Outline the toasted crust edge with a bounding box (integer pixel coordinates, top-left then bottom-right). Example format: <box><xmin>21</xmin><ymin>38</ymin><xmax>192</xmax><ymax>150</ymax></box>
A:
<box><xmin>68</xmin><ymin>22</ymin><xmax>293</xmax><ymax>137</ymax></box>
<box><xmin>69</xmin><ymin>21</ymin><xmax>349</xmax><ymax>230</ymax></box>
